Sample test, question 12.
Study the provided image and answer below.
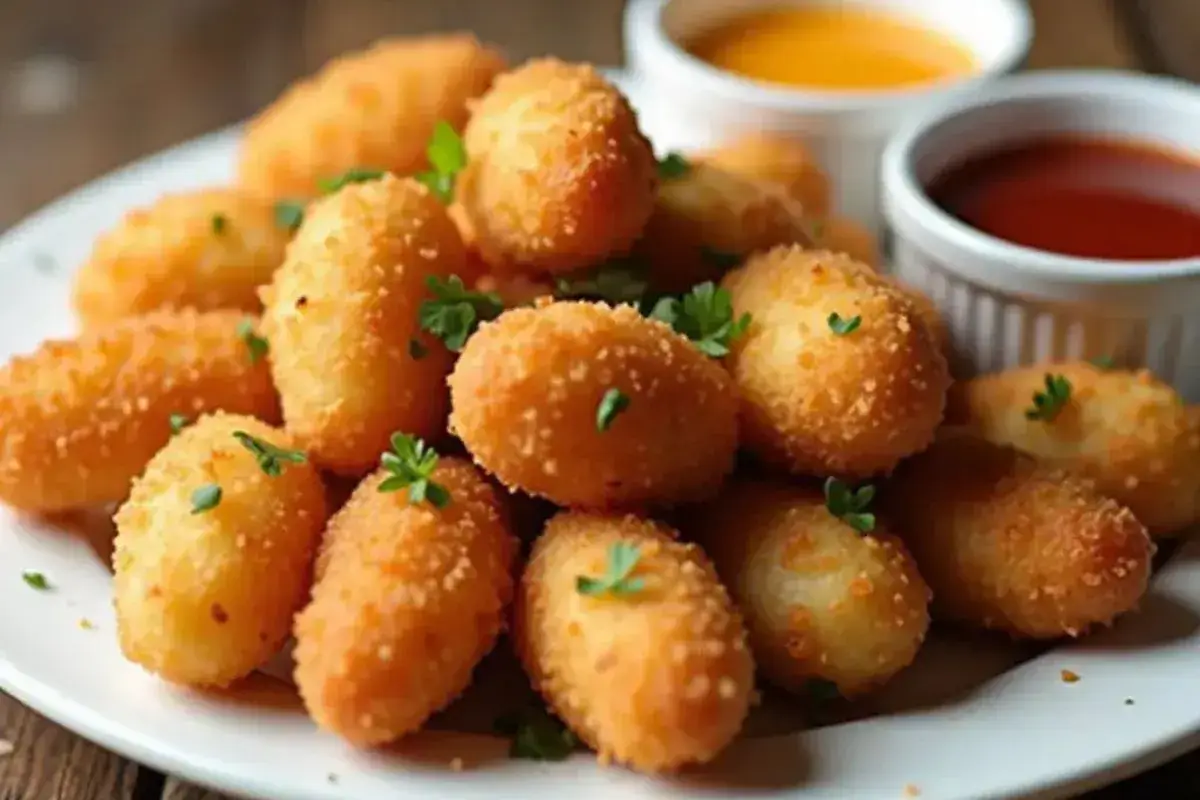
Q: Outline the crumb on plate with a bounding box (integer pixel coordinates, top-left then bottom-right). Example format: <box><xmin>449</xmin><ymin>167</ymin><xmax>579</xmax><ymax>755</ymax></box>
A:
<box><xmin>903</xmin><ymin>784</ymin><xmax>921</xmax><ymax>798</ymax></box>
<box><xmin>1060</xmin><ymin>669</ymin><xmax>1080</xmax><ymax>684</ymax></box>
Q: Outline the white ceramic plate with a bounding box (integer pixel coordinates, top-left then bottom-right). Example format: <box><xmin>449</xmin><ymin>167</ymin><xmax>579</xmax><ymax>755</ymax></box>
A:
<box><xmin>2</xmin><ymin>71</ymin><xmax>1200</xmax><ymax>800</ymax></box>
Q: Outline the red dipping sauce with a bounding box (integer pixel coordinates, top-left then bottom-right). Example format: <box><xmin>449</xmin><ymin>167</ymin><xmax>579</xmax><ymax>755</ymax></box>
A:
<box><xmin>927</xmin><ymin>136</ymin><xmax>1200</xmax><ymax>261</ymax></box>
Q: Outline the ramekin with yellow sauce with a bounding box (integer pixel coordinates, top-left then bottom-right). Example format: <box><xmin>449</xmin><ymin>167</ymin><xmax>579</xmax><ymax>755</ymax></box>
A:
<box><xmin>624</xmin><ymin>0</ymin><xmax>1031</xmax><ymax>235</ymax></box>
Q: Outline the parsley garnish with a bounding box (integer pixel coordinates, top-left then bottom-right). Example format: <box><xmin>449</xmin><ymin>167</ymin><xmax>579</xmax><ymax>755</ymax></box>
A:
<box><xmin>495</xmin><ymin>708</ymin><xmax>577</xmax><ymax>761</ymax></box>
<box><xmin>408</xmin><ymin>338</ymin><xmax>428</xmax><ymax>360</ymax></box>
<box><xmin>318</xmin><ymin>167</ymin><xmax>385</xmax><ymax>194</ymax></box>
<box><xmin>827</xmin><ymin>312</ymin><xmax>861</xmax><ymax>336</ymax></box>
<box><xmin>657</xmin><ymin>152</ymin><xmax>691</xmax><ymax>180</ymax></box>
<box><xmin>418</xmin><ymin>275</ymin><xmax>503</xmax><ymax>352</ymax></box>
<box><xmin>211</xmin><ymin>213</ymin><xmax>228</xmax><ymax>235</ymax></box>
<box><xmin>576</xmin><ymin>541</ymin><xmax>645</xmax><ymax>597</ymax></box>
<box><xmin>1091</xmin><ymin>355</ymin><xmax>1115</xmax><ymax>370</ymax></box>
<box><xmin>596</xmin><ymin>388</ymin><xmax>630</xmax><ymax>432</ymax></box>
<box><xmin>191</xmin><ymin>483</ymin><xmax>222</xmax><ymax>514</ymax></box>
<box><xmin>22</xmin><ymin>570</ymin><xmax>50</xmax><ymax>590</ymax></box>
<box><xmin>415</xmin><ymin>121</ymin><xmax>467</xmax><ymax>203</ymax></box>
<box><xmin>233</xmin><ymin>431</ymin><xmax>307</xmax><ymax>476</ymax></box>
<box><xmin>1025</xmin><ymin>374</ymin><xmax>1072</xmax><ymax>421</ymax></box>
<box><xmin>824</xmin><ymin>477</ymin><xmax>876</xmax><ymax>534</ymax></box>
<box><xmin>379</xmin><ymin>433</ymin><xmax>450</xmax><ymax>508</ymax></box>
<box><xmin>700</xmin><ymin>247</ymin><xmax>742</xmax><ymax>271</ymax></box>
<box><xmin>651</xmin><ymin>282</ymin><xmax>751</xmax><ymax>357</ymax></box>
<box><xmin>554</xmin><ymin>261</ymin><xmax>648</xmax><ymax>305</ymax></box>
<box><xmin>169</xmin><ymin>413</ymin><xmax>191</xmax><ymax>435</ymax></box>
<box><xmin>236</xmin><ymin>318</ymin><xmax>269</xmax><ymax>364</ymax></box>
<box><xmin>273</xmin><ymin>200</ymin><xmax>305</xmax><ymax>232</ymax></box>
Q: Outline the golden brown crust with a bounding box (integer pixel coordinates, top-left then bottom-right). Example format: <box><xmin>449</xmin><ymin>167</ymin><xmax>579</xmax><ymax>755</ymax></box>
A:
<box><xmin>699</xmin><ymin>133</ymin><xmax>831</xmax><ymax>217</ymax></box>
<box><xmin>0</xmin><ymin>309</ymin><xmax>279</xmax><ymax>512</ymax></box>
<box><xmin>514</xmin><ymin>511</ymin><xmax>753</xmax><ymax>772</ymax></box>
<box><xmin>293</xmin><ymin>458</ymin><xmax>517</xmax><ymax>745</ymax></box>
<box><xmin>448</xmin><ymin>301</ymin><xmax>739</xmax><ymax>509</ymax></box>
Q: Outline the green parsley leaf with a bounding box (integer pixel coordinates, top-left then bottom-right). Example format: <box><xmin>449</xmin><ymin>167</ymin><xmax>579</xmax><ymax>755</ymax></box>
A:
<box><xmin>317</xmin><ymin>167</ymin><xmax>386</xmax><ymax>194</ymax></box>
<box><xmin>576</xmin><ymin>541</ymin><xmax>645</xmax><ymax>597</ymax></box>
<box><xmin>806</xmin><ymin>678</ymin><xmax>841</xmax><ymax>702</ymax></box>
<box><xmin>22</xmin><ymin>570</ymin><xmax>50</xmax><ymax>590</ymax></box>
<box><xmin>236</xmin><ymin>318</ymin><xmax>269</xmax><ymax>364</ymax></box>
<box><xmin>191</xmin><ymin>483</ymin><xmax>222</xmax><ymax>515</ymax></box>
<box><xmin>169</xmin><ymin>413</ymin><xmax>191</xmax><ymax>435</ymax></box>
<box><xmin>408</xmin><ymin>338</ymin><xmax>428</xmax><ymax>360</ymax></box>
<box><xmin>827</xmin><ymin>312</ymin><xmax>862</xmax><ymax>336</ymax></box>
<box><xmin>211</xmin><ymin>213</ymin><xmax>228</xmax><ymax>235</ymax></box>
<box><xmin>651</xmin><ymin>282</ymin><xmax>751</xmax><ymax>357</ymax></box>
<box><xmin>554</xmin><ymin>260</ymin><xmax>648</xmax><ymax>305</ymax></box>
<box><xmin>418</xmin><ymin>275</ymin><xmax>504</xmax><ymax>352</ymax></box>
<box><xmin>378</xmin><ymin>432</ymin><xmax>450</xmax><ymax>508</ymax></box>
<box><xmin>657</xmin><ymin>151</ymin><xmax>691</xmax><ymax>180</ymax></box>
<box><xmin>1091</xmin><ymin>355</ymin><xmax>1115</xmax><ymax>370</ymax></box>
<box><xmin>414</xmin><ymin>121</ymin><xmax>467</xmax><ymax>203</ymax></box>
<box><xmin>823</xmin><ymin>477</ymin><xmax>876</xmax><ymax>534</ymax></box>
<box><xmin>274</xmin><ymin>200</ymin><xmax>305</xmax><ymax>232</ymax></box>
<box><xmin>495</xmin><ymin>708</ymin><xmax>577</xmax><ymax>761</ymax></box>
<box><xmin>596</xmin><ymin>388</ymin><xmax>630</xmax><ymax>432</ymax></box>
<box><xmin>232</xmin><ymin>431</ymin><xmax>307</xmax><ymax>477</ymax></box>
<box><xmin>1025</xmin><ymin>373</ymin><xmax>1072</xmax><ymax>421</ymax></box>
<box><xmin>700</xmin><ymin>247</ymin><xmax>742</xmax><ymax>271</ymax></box>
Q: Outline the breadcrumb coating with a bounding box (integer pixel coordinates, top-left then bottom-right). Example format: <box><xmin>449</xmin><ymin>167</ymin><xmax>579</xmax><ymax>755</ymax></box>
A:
<box><xmin>448</xmin><ymin>301</ymin><xmax>739</xmax><ymax>509</ymax></box>
<box><xmin>294</xmin><ymin>458</ymin><xmax>517</xmax><ymax>746</ymax></box>
<box><xmin>514</xmin><ymin>512</ymin><xmax>754</xmax><ymax>772</ymax></box>
<box><xmin>885</xmin><ymin>431</ymin><xmax>1153</xmax><ymax>639</ymax></box>
<box><xmin>0</xmin><ymin>309</ymin><xmax>279</xmax><ymax>512</ymax></box>
<box><xmin>699</xmin><ymin>133</ymin><xmax>831</xmax><ymax>217</ymax></box>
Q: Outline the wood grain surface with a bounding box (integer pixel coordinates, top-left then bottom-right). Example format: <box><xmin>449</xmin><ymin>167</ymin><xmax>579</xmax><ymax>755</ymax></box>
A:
<box><xmin>1</xmin><ymin>1</ymin><xmax>1198</xmax><ymax>798</ymax></box>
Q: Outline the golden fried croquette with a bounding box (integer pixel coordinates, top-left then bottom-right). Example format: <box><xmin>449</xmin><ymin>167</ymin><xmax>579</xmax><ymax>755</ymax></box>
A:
<box><xmin>473</xmin><ymin>273</ymin><xmax>555</xmax><ymax>308</ymax></box>
<box><xmin>260</xmin><ymin>175</ymin><xmax>463</xmax><ymax>475</ymax></box>
<box><xmin>691</xmin><ymin>479</ymin><xmax>929</xmax><ymax>698</ymax></box>
<box><xmin>700</xmin><ymin>133</ymin><xmax>831</xmax><ymax>217</ymax></box>
<box><xmin>239</xmin><ymin>34</ymin><xmax>505</xmax><ymax>201</ymax></box>
<box><xmin>891</xmin><ymin>281</ymin><xmax>950</xmax><ymax>358</ymax></box>
<box><xmin>885</xmin><ymin>431</ymin><xmax>1153</xmax><ymax>639</ymax></box>
<box><xmin>458</xmin><ymin>59</ymin><xmax>657</xmax><ymax>275</ymax></box>
<box><xmin>722</xmin><ymin>247</ymin><xmax>949</xmax><ymax>478</ymax></box>
<box><xmin>71</xmin><ymin>189</ymin><xmax>289</xmax><ymax>328</ymax></box>
<box><xmin>0</xmin><ymin>310</ymin><xmax>278</xmax><ymax>513</ymax></box>
<box><xmin>448</xmin><ymin>301</ymin><xmax>738</xmax><ymax>508</ymax></box>
<box><xmin>636</xmin><ymin>161</ymin><xmax>812</xmax><ymax>293</ymax></box>
<box><xmin>811</xmin><ymin>215</ymin><xmax>880</xmax><ymax>269</ymax></box>
<box><xmin>113</xmin><ymin>413</ymin><xmax>325</xmax><ymax>687</ymax></box>
<box><xmin>949</xmin><ymin>362</ymin><xmax>1200</xmax><ymax>536</ymax></box>
<box><xmin>294</xmin><ymin>458</ymin><xmax>517</xmax><ymax>746</ymax></box>
<box><xmin>514</xmin><ymin>511</ymin><xmax>753</xmax><ymax>772</ymax></box>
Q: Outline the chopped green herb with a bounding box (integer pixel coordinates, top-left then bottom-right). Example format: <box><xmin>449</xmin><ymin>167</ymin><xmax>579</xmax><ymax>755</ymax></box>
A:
<box><xmin>169</xmin><ymin>413</ymin><xmax>191</xmax><ymax>435</ymax></box>
<box><xmin>576</xmin><ymin>541</ymin><xmax>645</xmax><ymax>597</ymax></box>
<box><xmin>418</xmin><ymin>275</ymin><xmax>504</xmax><ymax>352</ymax></box>
<box><xmin>378</xmin><ymin>433</ymin><xmax>450</xmax><ymax>508</ymax></box>
<box><xmin>210</xmin><ymin>213</ymin><xmax>228</xmax><ymax>235</ymax></box>
<box><xmin>273</xmin><ymin>200</ymin><xmax>305</xmax><ymax>232</ymax></box>
<box><xmin>806</xmin><ymin>678</ymin><xmax>841</xmax><ymax>702</ymax></box>
<box><xmin>236</xmin><ymin>318</ymin><xmax>269</xmax><ymax>364</ymax></box>
<box><xmin>233</xmin><ymin>431</ymin><xmax>307</xmax><ymax>477</ymax></box>
<box><xmin>495</xmin><ymin>708</ymin><xmax>578</xmax><ymax>761</ymax></box>
<box><xmin>657</xmin><ymin>151</ymin><xmax>691</xmax><ymax>180</ymax></box>
<box><xmin>824</xmin><ymin>477</ymin><xmax>876</xmax><ymax>534</ymax></box>
<box><xmin>191</xmin><ymin>483</ymin><xmax>222</xmax><ymax>515</ymax></box>
<box><xmin>651</xmin><ymin>282</ymin><xmax>751</xmax><ymax>357</ymax></box>
<box><xmin>21</xmin><ymin>570</ymin><xmax>49</xmax><ymax>590</ymax></box>
<box><xmin>414</xmin><ymin>121</ymin><xmax>467</xmax><ymax>203</ymax></box>
<box><xmin>554</xmin><ymin>260</ymin><xmax>648</xmax><ymax>305</ymax></box>
<box><xmin>827</xmin><ymin>312</ymin><xmax>862</xmax><ymax>336</ymax></box>
<box><xmin>1091</xmin><ymin>355</ymin><xmax>1115</xmax><ymax>370</ymax></box>
<box><xmin>596</xmin><ymin>388</ymin><xmax>630</xmax><ymax>432</ymax></box>
<box><xmin>1025</xmin><ymin>373</ymin><xmax>1072</xmax><ymax>421</ymax></box>
<box><xmin>408</xmin><ymin>338</ymin><xmax>428</xmax><ymax>360</ymax></box>
<box><xmin>700</xmin><ymin>246</ymin><xmax>742</xmax><ymax>271</ymax></box>
<box><xmin>317</xmin><ymin>167</ymin><xmax>386</xmax><ymax>194</ymax></box>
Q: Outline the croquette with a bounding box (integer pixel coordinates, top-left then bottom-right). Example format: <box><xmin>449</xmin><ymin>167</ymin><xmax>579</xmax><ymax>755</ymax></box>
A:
<box><xmin>812</xmin><ymin>215</ymin><xmax>880</xmax><ymax>269</ymax></box>
<box><xmin>458</xmin><ymin>59</ymin><xmax>657</xmax><ymax>274</ymax></box>
<box><xmin>113</xmin><ymin>413</ymin><xmax>325</xmax><ymax>687</ymax></box>
<box><xmin>692</xmin><ymin>479</ymin><xmax>929</xmax><ymax>697</ymax></box>
<box><xmin>700</xmin><ymin>133</ymin><xmax>831</xmax><ymax>217</ymax></box>
<box><xmin>239</xmin><ymin>34</ymin><xmax>505</xmax><ymax>200</ymax></box>
<box><xmin>294</xmin><ymin>458</ymin><xmax>517</xmax><ymax>746</ymax></box>
<box><xmin>260</xmin><ymin>175</ymin><xmax>463</xmax><ymax>475</ymax></box>
<box><xmin>473</xmin><ymin>273</ymin><xmax>555</xmax><ymax>308</ymax></box>
<box><xmin>448</xmin><ymin>301</ymin><xmax>739</xmax><ymax>508</ymax></box>
<box><xmin>0</xmin><ymin>309</ymin><xmax>279</xmax><ymax>513</ymax></box>
<box><xmin>636</xmin><ymin>161</ymin><xmax>813</xmax><ymax>293</ymax></box>
<box><xmin>514</xmin><ymin>512</ymin><xmax>754</xmax><ymax>772</ymax></box>
<box><xmin>949</xmin><ymin>362</ymin><xmax>1200</xmax><ymax>536</ymax></box>
<box><xmin>72</xmin><ymin>189</ymin><xmax>289</xmax><ymax>328</ymax></box>
<box><xmin>722</xmin><ymin>247</ymin><xmax>950</xmax><ymax>478</ymax></box>
<box><xmin>885</xmin><ymin>431</ymin><xmax>1153</xmax><ymax>639</ymax></box>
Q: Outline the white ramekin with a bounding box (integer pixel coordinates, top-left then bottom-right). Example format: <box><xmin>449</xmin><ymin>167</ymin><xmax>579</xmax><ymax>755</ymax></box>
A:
<box><xmin>882</xmin><ymin>70</ymin><xmax>1200</xmax><ymax>402</ymax></box>
<box><xmin>623</xmin><ymin>0</ymin><xmax>1031</xmax><ymax>235</ymax></box>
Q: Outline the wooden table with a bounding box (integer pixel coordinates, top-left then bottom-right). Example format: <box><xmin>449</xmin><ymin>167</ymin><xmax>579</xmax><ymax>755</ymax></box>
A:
<box><xmin>1</xmin><ymin>1</ymin><xmax>1199</xmax><ymax>797</ymax></box>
